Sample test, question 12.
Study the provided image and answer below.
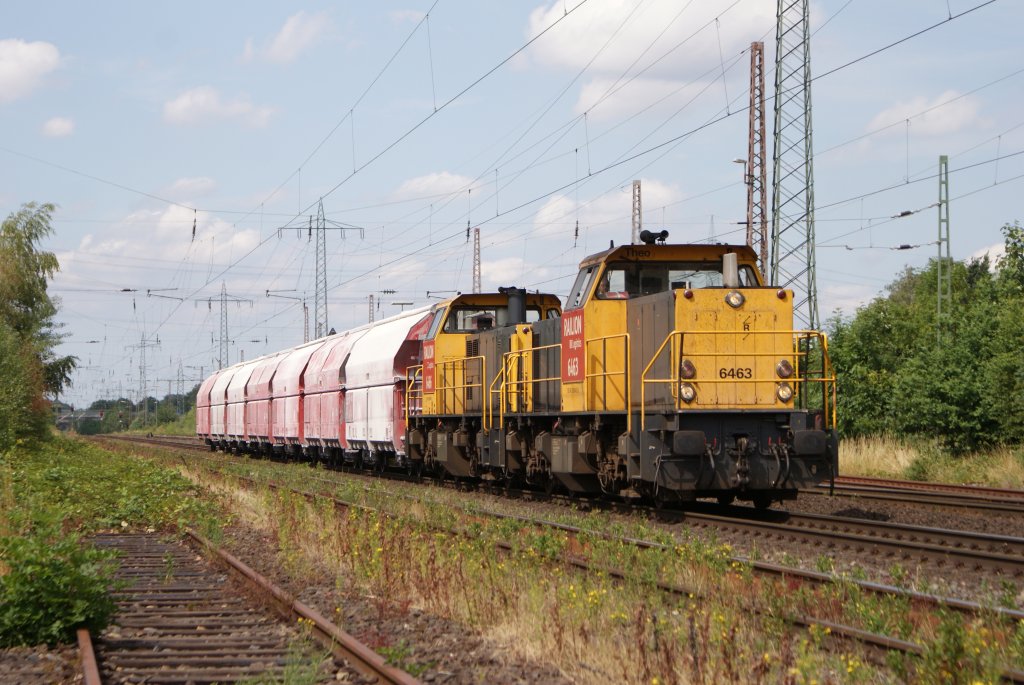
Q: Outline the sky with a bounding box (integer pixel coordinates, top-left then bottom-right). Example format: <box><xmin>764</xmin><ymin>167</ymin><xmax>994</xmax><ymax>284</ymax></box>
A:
<box><xmin>1</xmin><ymin>0</ymin><xmax>1021</xmax><ymax>408</ymax></box>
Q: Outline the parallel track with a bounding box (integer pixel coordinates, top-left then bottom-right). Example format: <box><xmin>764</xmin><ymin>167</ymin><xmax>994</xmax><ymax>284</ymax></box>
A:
<box><xmin>88</xmin><ymin>531</ymin><xmax>419</xmax><ymax>685</ymax></box>
<box><xmin>107</xmin><ymin>434</ymin><xmax>1024</xmax><ymax>580</ymax></box>
<box><xmin>101</xmin><ymin>434</ymin><xmax>1024</xmax><ymax>682</ymax></box>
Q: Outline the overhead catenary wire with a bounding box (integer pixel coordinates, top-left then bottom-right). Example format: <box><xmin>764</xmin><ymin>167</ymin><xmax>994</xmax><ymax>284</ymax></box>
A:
<box><xmin>54</xmin><ymin>0</ymin><xmax>1013</xmax><ymax>401</ymax></box>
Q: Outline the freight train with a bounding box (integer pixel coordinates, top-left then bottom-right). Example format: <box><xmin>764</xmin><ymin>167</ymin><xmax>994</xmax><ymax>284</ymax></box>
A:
<box><xmin>197</xmin><ymin>232</ymin><xmax>837</xmax><ymax>508</ymax></box>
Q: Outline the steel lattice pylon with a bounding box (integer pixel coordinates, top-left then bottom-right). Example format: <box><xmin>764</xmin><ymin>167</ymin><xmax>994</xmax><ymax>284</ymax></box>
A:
<box><xmin>219</xmin><ymin>282</ymin><xmax>229</xmax><ymax>368</ymax></box>
<box><xmin>747</xmin><ymin>42</ymin><xmax>769</xmax><ymax>275</ymax></box>
<box><xmin>631</xmin><ymin>180</ymin><xmax>642</xmax><ymax>244</ymax></box>
<box><xmin>937</xmin><ymin>155</ymin><xmax>951</xmax><ymax>341</ymax></box>
<box><xmin>472</xmin><ymin>227</ymin><xmax>481</xmax><ymax>293</ymax></box>
<box><xmin>770</xmin><ymin>0</ymin><xmax>819</xmax><ymax>330</ymax></box>
<box><xmin>314</xmin><ymin>198</ymin><xmax>328</xmax><ymax>338</ymax></box>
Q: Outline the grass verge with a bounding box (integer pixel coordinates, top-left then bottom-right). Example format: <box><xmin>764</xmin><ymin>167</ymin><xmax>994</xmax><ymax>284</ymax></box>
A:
<box><xmin>0</xmin><ymin>435</ymin><xmax>221</xmax><ymax>646</ymax></box>
<box><xmin>841</xmin><ymin>435</ymin><xmax>1024</xmax><ymax>488</ymax></box>
<box><xmin>100</xmin><ymin>439</ymin><xmax>1024</xmax><ymax>683</ymax></box>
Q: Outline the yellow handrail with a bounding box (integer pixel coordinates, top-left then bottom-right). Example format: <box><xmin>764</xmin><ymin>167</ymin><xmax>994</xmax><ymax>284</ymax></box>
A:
<box><xmin>404</xmin><ymin>365</ymin><xmax>423</xmax><ymax>422</ymax></box>
<box><xmin>501</xmin><ymin>343</ymin><xmax>561</xmax><ymax>417</ymax></box>
<box><xmin>640</xmin><ymin>329</ymin><xmax>836</xmax><ymax>431</ymax></box>
<box><xmin>487</xmin><ymin>363</ymin><xmax>507</xmax><ymax>430</ymax></box>
<box><xmin>584</xmin><ymin>333</ymin><xmax>630</xmax><ymax>433</ymax></box>
<box><xmin>435</xmin><ymin>355</ymin><xmax>487</xmax><ymax>418</ymax></box>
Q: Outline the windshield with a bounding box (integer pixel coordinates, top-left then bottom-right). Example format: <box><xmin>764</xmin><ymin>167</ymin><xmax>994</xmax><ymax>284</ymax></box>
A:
<box><xmin>595</xmin><ymin>260</ymin><xmax>759</xmax><ymax>300</ymax></box>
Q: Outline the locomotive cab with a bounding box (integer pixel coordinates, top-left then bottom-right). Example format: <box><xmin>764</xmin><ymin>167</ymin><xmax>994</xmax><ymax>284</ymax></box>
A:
<box><xmin>561</xmin><ymin>235</ymin><xmax>837</xmax><ymax>506</ymax></box>
<box><xmin>405</xmin><ymin>290</ymin><xmax>562</xmax><ymax>478</ymax></box>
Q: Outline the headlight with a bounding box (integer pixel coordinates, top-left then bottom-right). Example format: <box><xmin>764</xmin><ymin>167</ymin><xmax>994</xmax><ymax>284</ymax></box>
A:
<box><xmin>776</xmin><ymin>359</ymin><xmax>794</xmax><ymax>378</ymax></box>
<box><xmin>776</xmin><ymin>383</ymin><xmax>793</xmax><ymax>402</ymax></box>
<box><xmin>725</xmin><ymin>290</ymin><xmax>745</xmax><ymax>308</ymax></box>
<box><xmin>680</xmin><ymin>358</ymin><xmax>696</xmax><ymax>379</ymax></box>
<box><xmin>680</xmin><ymin>383</ymin><xmax>696</xmax><ymax>403</ymax></box>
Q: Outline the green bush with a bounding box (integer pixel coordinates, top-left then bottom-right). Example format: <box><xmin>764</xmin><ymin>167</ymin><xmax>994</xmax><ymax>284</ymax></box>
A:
<box><xmin>0</xmin><ymin>528</ymin><xmax>118</xmax><ymax>647</ymax></box>
<box><xmin>829</xmin><ymin>222</ymin><xmax>1023</xmax><ymax>453</ymax></box>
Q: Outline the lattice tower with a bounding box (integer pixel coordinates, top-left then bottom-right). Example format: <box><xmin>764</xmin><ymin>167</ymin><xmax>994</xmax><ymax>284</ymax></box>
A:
<box><xmin>770</xmin><ymin>0</ymin><xmax>819</xmax><ymax>329</ymax></box>
<box><xmin>314</xmin><ymin>199</ymin><xmax>328</xmax><ymax>338</ymax></box>
<box><xmin>747</xmin><ymin>42</ymin><xmax>769</xmax><ymax>274</ymax></box>
<box><xmin>631</xmin><ymin>180</ymin><xmax>642</xmax><ymax>244</ymax></box>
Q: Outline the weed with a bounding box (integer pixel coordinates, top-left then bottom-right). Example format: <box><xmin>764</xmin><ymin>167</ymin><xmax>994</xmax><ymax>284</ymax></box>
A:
<box><xmin>0</xmin><ymin>526</ymin><xmax>119</xmax><ymax>646</ymax></box>
<box><xmin>378</xmin><ymin>641</ymin><xmax>436</xmax><ymax>677</ymax></box>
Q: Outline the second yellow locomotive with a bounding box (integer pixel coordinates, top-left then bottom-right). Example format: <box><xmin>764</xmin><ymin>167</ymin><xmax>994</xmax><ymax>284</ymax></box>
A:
<box><xmin>406</xmin><ymin>231</ymin><xmax>837</xmax><ymax>507</ymax></box>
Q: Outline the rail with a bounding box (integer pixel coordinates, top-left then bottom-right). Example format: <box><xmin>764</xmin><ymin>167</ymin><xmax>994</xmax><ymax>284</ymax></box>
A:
<box><xmin>584</xmin><ymin>333</ymin><xmax>630</xmax><ymax>433</ymax></box>
<box><xmin>640</xmin><ymin>329</ymin><xmax>836</xmax><ymax>431</ymax></box>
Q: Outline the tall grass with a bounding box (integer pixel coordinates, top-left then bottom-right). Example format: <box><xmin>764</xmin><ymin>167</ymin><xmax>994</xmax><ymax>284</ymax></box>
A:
<box><xmin>841</xmin><ymin>434</ymin><xmax>1024</xmax><ymax>487</ymax></box>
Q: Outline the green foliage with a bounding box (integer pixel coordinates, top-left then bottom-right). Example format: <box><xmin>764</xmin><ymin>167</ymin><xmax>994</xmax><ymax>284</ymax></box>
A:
<box><xmin>0</xmin><ymin>436</ymin><xmax>223</xmax><ymax>647</ymax></box>
<box><xmin>829</xmin><ymin>223</ymin><xmax>1024</xmax><ymax>451</ymax></box>
<box><xmin>6</xmin><ymin>436</ymin><xmax>219</xmax><ymax>532</ymax></box>
<box><xmin>0</xmin><ymin>322</ymin><xmax>48</xmax><ymax>447</ymax></box>
<box><xmin>0</xmin><ymin>527</ymin><xmax>118</xmax><ymax>647</ymax></box>
<box><xmin>0</xmin><ymin>203</ymin><xmax>76</xmax><ymax>449</ymax></box>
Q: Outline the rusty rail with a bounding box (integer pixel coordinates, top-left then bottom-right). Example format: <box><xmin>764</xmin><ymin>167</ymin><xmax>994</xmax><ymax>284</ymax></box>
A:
<box><xmin>77</xmin><ymin>628</ymin><xmax>102</xmax><ymax>685</ymax></box>
<box><xmin>188</xmin><ymin>530</ymin><xmax>421</xmax><ymax>685</ymax></box>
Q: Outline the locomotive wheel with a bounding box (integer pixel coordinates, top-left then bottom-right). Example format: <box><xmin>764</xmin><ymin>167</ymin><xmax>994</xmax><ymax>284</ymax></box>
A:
<box><xmin>752</xmin><ymin>494</ymin><xmax>773</xmax><ymax>510</ymax></box>
<box><xmin>717</xmin><ymin>494</ymin><xmax>735</xmax><ymax>506</ymax></box>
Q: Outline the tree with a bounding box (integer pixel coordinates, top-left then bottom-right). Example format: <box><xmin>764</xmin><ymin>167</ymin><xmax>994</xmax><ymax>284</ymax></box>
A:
<box><xmin>0</xmin><ymin>203</ymin><xmax>77</xmax><ymax>447</ymax></box>
<box><xmin>828</xmin><ymin>223</ymin><xmax>1022</xmax><ymax>452</ymax></box>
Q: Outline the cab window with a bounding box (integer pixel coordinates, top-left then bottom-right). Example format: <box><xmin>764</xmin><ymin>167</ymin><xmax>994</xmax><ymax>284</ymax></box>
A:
<box><xmin>595</xmin><ymin>260</ymin><xmax>759</xmax><ymax>299</ymax></box>
<box><xmin>425</xmin><ymin>307</ymin><xmax>446</xmax><ymax>340</ymax></box>
<box><xmin>565</xmin><ymin>267</ymin><xmax>596</xmax><ymax>310</ymax></box>
<box><xmin>444</xmin><ymin>307</ymin><xmax>498</xmax><ymax>332</ymax></box>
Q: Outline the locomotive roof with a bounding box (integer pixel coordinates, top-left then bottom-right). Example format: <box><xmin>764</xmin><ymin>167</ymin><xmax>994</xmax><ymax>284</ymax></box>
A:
<box><xmin>445</xmin><ymin>291</ymin><xmax>561</xmax><ymax>306</ymax></box>
<box><xmin>578</xmin><ymin>242</ymin><xmax>758</xmax><ymax>269</ymax></box>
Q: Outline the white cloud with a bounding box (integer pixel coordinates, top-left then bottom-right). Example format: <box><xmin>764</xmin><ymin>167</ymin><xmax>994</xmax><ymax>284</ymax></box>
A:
<box><xmin>482</xmin><ymin>256</ymin><xmax>546</xmax><ymax>288</ymax></box>
<box><xmin>526</xmin><ymin>1</ymin><xmax>771</xmax><ymax>77</ymax></box>
<box><xmin>0</xmin><ymin>38</ymin><xmax>60</xmax><ymax>103</ymax></box>
<box><xmin>81</xmin><ymin>206</ymin><xmax>257</xmax><ymax>259</ymax></box>
<box><xmin>866</xmin><ymin>91</ymin><xmax>981</xmax><ymax>137</ymax></box>
<box><xmin>534</xmin><ymin>179</ymin><xmax>681</xmax><ymax>237</ymax></box>
<box><xmin>525</xmin><ymin>1</ymin><xmax>773</xmax><ymax>119</ymax></box>
<box><xmin>41</xmin><ymin>116</ymin><xmax>74</xmax><ymax>137</ymax></box>
<box><xmin>392</xmin><ymin>171</ymin><xmax>473</xmax><ymax>199</ymax></box>
<box><xmin>390</xmin><ymin>10</ymin><xmax>425</xmax><ymax>24</ymax></box>
<box><xmin>163</xmin><ymin>86</ymin><xmax>273</xmax><ymax>127</ymax></box>
<box><xmin>240</xmin><ymin>38</ymin><xmax>256</xmax><ymax>64</ymax></box>
<box><xmin>576</xmin><ymin>75</ymin><xmax>700</xmax><ymax>122</ymax></box>
<box><xmin>820</xmin><ymin>282</ymin><xmax>876</xmax><ymax>317</ymax></box>
<box><xmin>267</xmin><ymin>11</ymin><xmax>330</xmax><ymax>63</ymax></box>
<box><xmin>534</xmin><ymin>195</ymin><xmax>577</xmax><ymax>237</ymax></box>
<box><xmin>166</xmin><ymin>176</ymin><xmax>217</xmax><ymax>199</ymax></box>
<box><xmin>970</xmin><ymin>241</ymin><xmax>1005</xmax><ymax>269</ymax></box>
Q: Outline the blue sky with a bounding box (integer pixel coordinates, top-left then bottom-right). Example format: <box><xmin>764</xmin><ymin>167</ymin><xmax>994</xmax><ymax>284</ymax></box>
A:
<box><xmin>1</xmin><ymin>0</ymin><xmax>1020</xmax><ymax>407</ymax></box>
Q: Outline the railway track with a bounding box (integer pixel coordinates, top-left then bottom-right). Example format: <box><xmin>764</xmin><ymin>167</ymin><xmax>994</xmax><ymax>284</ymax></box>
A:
<box><xmin>835</xmin><ymin>475</ymin><xmax>1024</xmax><ymax>502</ymax></box>
<box><xmin>804</xmin><ymin>480</ymin><xmax>1024</xmax><ymax>516</ymax></box>
<box><xmin>113</xmin><ymin>434</ymin><xmax>1024</xmax><ymax>510</ymax></box>
<box><xmin>219</xmin><ymin>469</ymin><xmax>1024</xmax><ymax>681</ymax></box>
<box><xmin>99</xmin><ymin>434</ymin><xmax>1024</xmax><ymax>681</ymax></box>
<box><xmin>106</xmin><ymin>433</ymin><xmax>1024</xmax><ymax>582</ymax></box>
<box><xmin>87</xmin><ymin>531</ymin><xmax>419</xmax><ymax>685</ymax></box>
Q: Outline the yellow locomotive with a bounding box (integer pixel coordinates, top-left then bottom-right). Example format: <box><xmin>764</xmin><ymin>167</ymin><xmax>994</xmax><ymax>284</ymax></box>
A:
<box><xmin>406</xmin><ymin>231</ymin><xmax>836</xmax><ymax>507</ymax></box>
